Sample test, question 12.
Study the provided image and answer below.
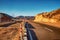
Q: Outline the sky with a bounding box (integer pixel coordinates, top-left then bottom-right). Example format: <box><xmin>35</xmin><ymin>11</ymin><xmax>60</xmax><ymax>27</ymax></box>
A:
<box><xmin>0</xmin><ymin>0</ymin><xmax>60</xmax><ymax>17</ymax></box>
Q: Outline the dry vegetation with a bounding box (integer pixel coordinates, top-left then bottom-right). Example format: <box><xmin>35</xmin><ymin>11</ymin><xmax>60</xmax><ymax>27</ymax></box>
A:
<box><xmin>0</xmin><ymin>22</ymin><xmax>14</xmax><ymax>26</ymax></box>
<box><xmin>0</xmin><ymin>22</ymin><xmax>20</xmax><ymax>40</ymax></box>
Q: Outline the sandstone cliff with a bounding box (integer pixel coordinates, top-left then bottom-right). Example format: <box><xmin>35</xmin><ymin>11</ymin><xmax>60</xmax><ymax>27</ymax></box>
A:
<box><xmin>34</xmin><ymin>9</ymin><xmax>60</xmax><ymax>23</ymax></box>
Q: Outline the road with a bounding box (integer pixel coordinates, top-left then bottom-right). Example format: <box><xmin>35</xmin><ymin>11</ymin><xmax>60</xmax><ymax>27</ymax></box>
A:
<box><xmin>25</xmin><ymin>20</ymin><xmax>60</xmax><ymax>40</ymax></box>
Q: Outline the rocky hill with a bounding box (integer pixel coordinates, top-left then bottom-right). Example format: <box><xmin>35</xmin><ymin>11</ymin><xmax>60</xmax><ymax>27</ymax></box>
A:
<box><xmin>34</xmin><ymin>8</ymin><xmax>60</xmax><ymax>23</ymax></box>
<box><xmin>15</xmin><ymin>16</ymin><xmax>35</xmax><ymax>20</ymax></box>
<box><xmin>0</xmin><ymin>13</ymin><xmax>13</xmax><ymax>22</ymax></box>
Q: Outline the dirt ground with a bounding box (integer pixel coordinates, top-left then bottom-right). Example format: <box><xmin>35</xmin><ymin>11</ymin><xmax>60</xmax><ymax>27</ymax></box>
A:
<box><xmin>0</xmin><ymin>22</ymin><xmax>20</xmax><ymax>40</ymax></box>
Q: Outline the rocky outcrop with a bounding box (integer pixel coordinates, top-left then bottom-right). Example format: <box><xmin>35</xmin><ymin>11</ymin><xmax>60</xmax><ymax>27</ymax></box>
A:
<box><xmin>34</xmin><ymin>9</ymin><xmax>60</xmax><ymax>23</ymax></box>
<box><xmin>0</xmin><ymin>13</ymin><xmax>13</xmax><ymax>22</ymax></box>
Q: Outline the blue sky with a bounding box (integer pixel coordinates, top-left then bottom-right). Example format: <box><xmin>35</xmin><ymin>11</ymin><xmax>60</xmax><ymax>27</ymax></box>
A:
<box><xmin>0</xmin><ymin>0</ymin><xmax>60</xmax><ymax>17</ymax></box>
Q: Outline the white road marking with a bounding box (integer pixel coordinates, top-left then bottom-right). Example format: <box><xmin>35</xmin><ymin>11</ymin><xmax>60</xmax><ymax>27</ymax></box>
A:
<box><xmin>44</xmin><ymin>27</ymin><xmax>53</xmax><ymax>32</ymax></box>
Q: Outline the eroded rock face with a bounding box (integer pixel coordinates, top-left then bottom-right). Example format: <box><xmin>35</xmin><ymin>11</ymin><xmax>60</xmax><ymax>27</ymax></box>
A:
<box><xmin>34</xmin><ymin>8</ymin><xmax>60</xmax><ymax>23</ymax></box>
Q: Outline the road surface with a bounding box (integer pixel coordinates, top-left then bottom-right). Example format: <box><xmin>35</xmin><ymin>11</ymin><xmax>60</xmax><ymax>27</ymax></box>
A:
<box><xmin>25</xmin><ymin>20</ymin><xmax>60</xmax><ymax>40</ymax></box>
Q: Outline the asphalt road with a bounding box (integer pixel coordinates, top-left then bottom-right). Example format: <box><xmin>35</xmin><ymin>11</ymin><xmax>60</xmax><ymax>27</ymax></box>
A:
<box><xmin>25</xmin><ymin>20</ymin><xmax>60</xmax><ymax>40</ymax></box>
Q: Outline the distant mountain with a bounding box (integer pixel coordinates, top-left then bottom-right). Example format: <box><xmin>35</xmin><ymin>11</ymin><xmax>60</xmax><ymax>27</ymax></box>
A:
<box><xmin>0</xmin><ymin>13</ymin><xmax>13</xmax><ymax>22</ymax></box>
<box><xmin>15</xmin><ymin>16</ymin><xmax>35</xmax><ymax>20</ymax></box>
<box><xmin>0</xmin><ymin>13</ymin><xmax>13</xmax><ymax>18</ymax></box>
<box><xmin>34</xmin><ymin>8</ymin><xmax>60</xmax><ymax>23</ymax></box>
<box><xmin>15</xmin><ymin>16</ymin><xmax>24</xmax><ymax>19</ymax></box>
<box><xmin>25</xmin><ymin>16</ymin><xmax>35</xmax><ymax>20</ymax></box>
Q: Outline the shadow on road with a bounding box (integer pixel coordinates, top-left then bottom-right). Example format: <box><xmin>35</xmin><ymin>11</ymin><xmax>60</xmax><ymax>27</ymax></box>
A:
<box><xmin>25</xmin><ymin>22</ymin><xmax>38</xmax><ymax>40</ymax></box>
<box><xmin>25</xmin><ymin>22</ymin><xmax>35</xmax><ymax>29</ymax></box>
<box><xmin>30</xmin><ymin>29</ymin><xmax>38</xmax><ymax>40</ymax></box>
<box><xmin>27</xmin><ymin>29</ymin><xmax>38</xmax><ymax>40</ymax></box>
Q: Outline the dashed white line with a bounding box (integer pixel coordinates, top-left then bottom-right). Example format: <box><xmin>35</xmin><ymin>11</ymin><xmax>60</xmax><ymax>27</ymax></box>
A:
<box><xmin>44</xmin><ymin>27</ymin><xmax>53</xmax><ymax>32</ymax></box>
